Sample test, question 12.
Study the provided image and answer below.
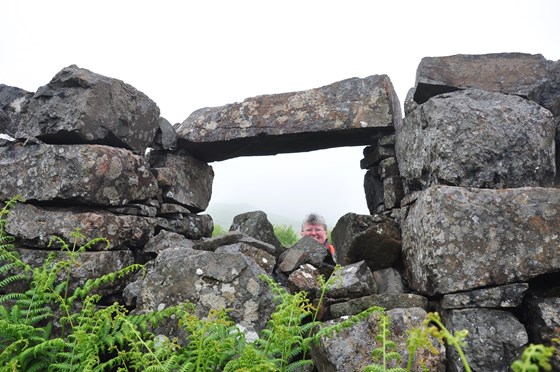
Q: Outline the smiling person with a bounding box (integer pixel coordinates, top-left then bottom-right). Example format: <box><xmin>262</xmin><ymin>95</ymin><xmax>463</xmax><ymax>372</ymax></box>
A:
<box><xmin>301</xmin><ymin>213</ymin><xmax>336</xmax><ymax>263</ymax></box>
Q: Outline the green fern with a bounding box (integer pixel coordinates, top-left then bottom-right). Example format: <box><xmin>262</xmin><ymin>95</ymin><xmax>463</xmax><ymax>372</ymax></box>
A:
<box><xmin>511</xmin><ymin>342</ymin><xmax>557</xmax><ymax>372</ymax></box>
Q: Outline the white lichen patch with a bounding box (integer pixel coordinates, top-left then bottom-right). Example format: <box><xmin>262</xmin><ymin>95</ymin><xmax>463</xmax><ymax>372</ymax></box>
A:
<box><xmin>242</xmin><ymin>299</ymin><xmax>259</xmax><ymax>323</ymax></box>
<box><xmin>196</xmin><ymin>268</ymin><xmax>204</xmax><ymax>276</ymax></box>
<box><xmin>157</xmin><ymin>303</ymin><xmax>166</xmax><ymax>311</ymax></box>
<box><xmin>200</xmin><ymin>292</ymin><xmax>226</xmax><ymax>310</ymax></box>
<box><xmin>246</xmin><ymin>278</ymin><xmax>260</xmax><ymax>297</ymax></box>
<box><xmin>221</xmin><ymin>283</ymin><xmax>236</xmax><ymax>303</ymax></box>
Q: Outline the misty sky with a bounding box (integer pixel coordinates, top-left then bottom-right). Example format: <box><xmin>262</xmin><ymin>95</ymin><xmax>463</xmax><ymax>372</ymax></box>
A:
<box><xmin>2</xmin><ymin>0</ymin><xmax>559</xmax><ymax>228</ymax></box>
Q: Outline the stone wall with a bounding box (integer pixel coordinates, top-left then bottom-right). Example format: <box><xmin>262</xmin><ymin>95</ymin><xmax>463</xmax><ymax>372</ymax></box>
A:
<box><xmin>1</xmin><ymin>53</ymin><xmax>559</xmax><ymax>371</ymax></box>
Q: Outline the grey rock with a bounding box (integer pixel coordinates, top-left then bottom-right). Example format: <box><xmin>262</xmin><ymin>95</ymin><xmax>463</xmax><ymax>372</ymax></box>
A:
<box><xmin>441</xmin><ymin>283</ymin><xmax>529</xmax><ymax>309</ymax></box>
<box><xmin>154</xmin><ymin>214</ymin><xmax>212</xmax><ymax>240</ymax></box>
<box><xmin>372</xmin><ymin>267</ymin><xmax>407</xmax><ymax>294</ymax></box>
<box><xmin>332</xmin><ymin>213</ymin><xmax>401</xmax><ymax>271</ymax></box>
<box><xmin>383</xmin><ymin>175</ymin><xmax>404</xmax><ymax>209</ymax></box>
<box><xmin>175</xmin><ymin>75</ymin><xmax>402</xmax><ymax>161</ymax></box>
<box><xmin>278</xmin><ymin>236</ymin><xmax>330</xmax><ymax>273</ymax></box>
<box><xmin>0</xmin><ymin>84</ymin><xmax>31</xmax><ymax>136</ymax></box>
<box><xmin>396</xmin><ymin>89</ymin><xmax>556</xmax><ymax>191</ymax></box>
<box><xmin>312</xmin><ymin>307</ymin><xmax>445</xmax><ymax>372</ymax></box>
<box><xmin>404</xmin><ymin>87</ymin><xmax>418</xmax><ymax>115</ymax></box>
<box><xmin>124</xmin><ymin>247</ymin><xmax>276</xmax><ymax>335</ymax></box>
<box><xmin>402</xmin><ymin>186</ymin><xmax>560</xmax><ymax>295</ymax></box>
<box><xmin>287</xmin><ymin>263</ymin><xmax>320</xmax><ymax>294</ymax></box>
<box><xmin>326</xmin><ymin>261</ymin><xmax>377</xmax><ymax>299</ymax></box>
<box><xmin>378</xmin><ymin>157</ymin><xmax>399</xmax><ymax>178</ymax></box>
<box><xmin>330</xmin><ymin>293</ymin><xmax>428</xmax><ymax>318</ymax></box>
<box><xmin>216</xmin><ymin>242</ymin><xmax>276</xmax><ymax>274</ymax></box>
<box><xmin>364</xmin><ymin>168</ymin><xmax>385</xmax><ymax>214</ymax></box>
<box><xmin>413</xmin><ymin>53</ymin><xmax>552</xmax><ymax>104</ymax></box>
<box><xmin>17</xmin><ymin>65</ymin><xmax>160</xmax><ymax>154</ymax></box>
<box><xmin>151</xmin><ymin>152</ymin><xmax>214</xmax><ymax>212</ymax></box>
<box><xmin>0</xmin><ymin>143</ymin><xmax>158</xmax><ymax>206</ymax></box>
<box><xmin>108</xmin><ymin>203</ymin><xmax>158</xmax><ymax>217</ymax></box>
<box><xmin>360</xmin><ymin>145</ymin><xmax>395</xmax><ymax>169</ymax></box>
<box><xmin>444</xmin><ymin>308</ymin><xmax>528</xmax><ymax>372</ymax></box>
<box><xmin>229</xmin><ymin>211</ymin><xmax>281</xmax><ymax>250</ymax></box>
<box><xmin>6</xmin><ymin>203</ymin><xmax>155</xmax><ymax>250</ymax></box>
<box><xmin>156</xmin><ymin>117</ymin><xmax>177</xmax><ymax>150</ymax></box>
<box><xmin>140</xmin><ymin>229</ymin><xmax>195</xmax><ymax>257</ymax></box>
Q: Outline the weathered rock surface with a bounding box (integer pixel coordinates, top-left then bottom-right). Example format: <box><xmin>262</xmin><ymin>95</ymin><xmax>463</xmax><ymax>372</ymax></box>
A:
<box><xmin>175</xmin><ymin>75</ymin><xmax>401</xmax><ymax>161</ymax></box>
<box><xmin>396</xmin><ymin>89</ymin><xmax>556</xmax><ymax>191</ymax></box>
<box><xmin>215</xmin><ymin>242</ymin><xmax>276</xmax><ymax>274</ymax></box>
<box><xmin>413</xmin><ymin>53</ymin><xmax>552</xmax><ymax>104</ymax></box>
<box><xmin>312</xmin><ymin>307</ymin><xmax>445</xmax><ymax>372</ymax></box>
<box><xmin>444</xmin><ymin>308</ymin><xmax>528</xmax><ymax>372</ymax></box>
<box><xmin>5</xmin><ymin>203</ymin><xmax>155</xmax><ymax>250</ymax></box>
<box><xmin>278</xmin><ymin>236</ymin><xmax>330</xmax><ymax>273</ymax></box>
<box><xmin>229</xmin><ymin>211</ymin><xmax>281</xmax><ymax>250</ymax></box>
<box><xmin>441</xmin><ymin>283</ymin><xmax>529</xmax><ymax>309</ymax></box>
<box><xmin>153</xmin><ymin>214</ymin><xmax>212</xmax><ymax>240</ymax></box>
<box><xmin>193</xmin><ymin>231</ymin><xmax>276</xmax><ymax>255</ymax></box>
<box><xmin>329</xmin><ymin>293</ymin><xmax>428</xmax><ymax>318</ymax></box>
<box><xmin>372</xmin><ymin>267</ymin><xmax>407</xmax><ymax>294</ymax></box>
<box><xmin>364</xmin><ymin>169</ymin><xmax>385</xmax><ymax>214</ymax></box>
<box><xmin>402</xmin><ymin>186</ymin><xmax>560</xmax><ymax>295</ymax></box>
<box><xmin>0</xmin><ymin>143</ymin><xmax>158</xmax><ymax>205</ymax></box>
<box><xmin>325</xmin><ymin>261</ymin><xmax>377</xmax><ymax>299</ymax></box>
<box><xmin>124</xmin><ymin>247</ymin><xmax>276</xmax><ymax>335</ymax></box>
<box><xmin>151</xmin><ymin>152</ymin><xmax>214</xmax><ymax>212</ymax></box>
<box><xmin>331</xmin><ymin>213</ymin><xmax>401</xmax><ymax>270</ymax></box>
<box><xmin>0</xmin><ymin>84</ymin><xmax>31</xmax><ymax>136</ymax></box>
<box><xmin>15</xmin><ymin>65</ymin><xmax>160</xmax><ymax>154</ymax></box>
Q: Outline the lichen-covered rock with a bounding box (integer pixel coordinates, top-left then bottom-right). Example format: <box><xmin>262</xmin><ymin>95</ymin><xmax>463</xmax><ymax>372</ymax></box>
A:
<box><xmin>16</xmin><ymin>65</ymin><xmax>160</xmax><ymax>154</ymax></box>
<box><xmin>215</xmin><ymin>242</ymin><xmax>276</xmax><ymax>274</ymax></box>
<box><xmin>5</xmin><ymin>203</ymin><xmax>155</xmax><ymax>250</ymax></box>
<box><xmin>325</xmin><ymin>261</ymin><xmax>377</xmax><ymax>299</ymax></box>
<box><xmin>175</xmin><ymin>75</ymin><xmax>401</xmax><ymax>161</ymax></box>
<box><xmin>312</xmin><ymin>307</ymin><xmax>445</xmax><ymax>372</ymax></box>
<box><xmin>413</xmin><ymin>53</ymin><xmax>552</xmax><ymax>104</ymax></box>
<box><xmin>396</xmin><ymin>89</ymin><xmax>556</xmax><ymax>191</ymax></box>
<box><xmin>124</xmin><ymin>247</ymin><xmax>276</xmax><ymax>335</ymax></box>
<box><xmin>329</xmin><ymin>293</ymin><xmax>428</xmax><ymax>318</ymax></box>
<box><xmin>0</xmin><ymin>84</ymin><xmax>31</xmax><ymax>137</ymax></box>
<box><xmin>402</xmin><ymin>186</ymin><xmax>560</xmax><ymax>295</ymax></box>
<box><xmin>0</xmin><ymin>143</ymin><xmax>158</xmax><ymax>205</ymax></box>
<box><xmin>154</xmin><ymin>214</ymin><xmax>213</xmax><ymax>240</ymax></box>
<box><xmin>444</xmin><ymin>308</ymin><xmax>528</xmax><ymax>372</ymax></box>
<box><xmin>151</xmin><ymin>152</ymin><xmax>214</xmax><ymax>212</ymax></box>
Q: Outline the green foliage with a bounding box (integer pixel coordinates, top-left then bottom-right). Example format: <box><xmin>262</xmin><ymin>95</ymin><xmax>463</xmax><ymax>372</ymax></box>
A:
<box><xmin>273</xmin><ymin>224</ymin><xmax>299</xmax><ymax>247</ymax></box>
<box><xmin>511</xmin><ymin>340</ymin><xmax>558</xmax><ymax>372</ymax></box>
<box><xmin>211</xmin><ymin>224</ymin><xmax>228</xmax><ymax>237</ymax></box>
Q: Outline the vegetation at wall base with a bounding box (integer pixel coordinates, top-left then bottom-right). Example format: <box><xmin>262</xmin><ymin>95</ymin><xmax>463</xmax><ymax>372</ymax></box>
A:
<box><xmin>1</xmin><ymin>197</ymin><xmax>558</xmax><ymax>371</ymax></box>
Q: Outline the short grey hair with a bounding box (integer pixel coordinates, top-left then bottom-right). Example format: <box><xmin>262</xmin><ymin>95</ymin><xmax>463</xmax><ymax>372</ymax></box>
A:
<box><xmin>301</xmin><ymin>213</ymin><xmax>327</xmax><ymax>231</ymax></box>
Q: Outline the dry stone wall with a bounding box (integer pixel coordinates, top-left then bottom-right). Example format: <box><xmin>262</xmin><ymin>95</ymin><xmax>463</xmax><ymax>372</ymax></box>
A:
<box><xmin>1</xmin><ymin>53</ymin><xmax>559</xmax><ymax>371</ymax></box>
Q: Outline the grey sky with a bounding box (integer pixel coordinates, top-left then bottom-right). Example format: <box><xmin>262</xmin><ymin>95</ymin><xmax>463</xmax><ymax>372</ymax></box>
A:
<box><xmin>2</xmin><ymin>0</ymin><xmax>559</xmax><ymax>228</ymax></box>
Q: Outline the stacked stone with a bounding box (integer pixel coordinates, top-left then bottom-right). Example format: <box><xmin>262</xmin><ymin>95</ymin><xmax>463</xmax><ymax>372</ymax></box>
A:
<box><xmin>0</xmin><ymin>65</ymin><xmax>214</xmax><ymax>299</ymax></box>
<box><xmin>397</xmin><ymin>53</ymin><xmax>560</xmax><ymax>371</ymax></box>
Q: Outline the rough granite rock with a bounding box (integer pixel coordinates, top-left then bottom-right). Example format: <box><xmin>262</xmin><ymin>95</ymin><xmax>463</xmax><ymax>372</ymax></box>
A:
<box><xmin>372</xmin><ymin>267</ymin><xmax>407</xmax><ymax>294</ymax></box>
<box><xmin>413</xmin><ymin>53</ymin><xmax>552</xmax><ymax>104</ymax></box>
<box><xmin>150</xmin><ymin>152</ymin><xmax>214</xmax><ymax>212</ymax></box>
<box><xmin>175</xmin><ymin>75</ymin><xmax>401</xmax><ymax>161</ymax></box>
<box><xmin>524</xmin><ymin>294</ymin><xmax>560</xmax><ymax>371</ymax></box>
<box><xmin>215</xmin><ymin>242</ymin><xmax>276</xmax><ymax>274</ymax></box>
<box><xmin>0</xmin><ymin>84</ymin><xmax>31</xmax><ymax>136</ymax></box>
<box><xmin>444</xmin><ymin>308</ymin><xmax>528</xmax><ymax>372</ymax></box>
<box><xmin>312</xmin><ymin>307</ymin><xmax>445</xmax><ymax>372</ymax></box>
<box><xmin>329</xmin><ymin>293</ymin><xmax>428</xmax><ymax>318</ymax></box>
<box><xmin>441</xmin><ymin>283</ymin><xmax>529</xmax><ymax>309</ymax></box>
<box><xmin>123</xmin><ymin>247</ymin><xmax>276</xmax><ymax>335</ymax></box>
<box><xmin>325</xmin><ymin>261</ymin><xmax>377</xmax><ymax>299</ymax></box>
<box><xmin>0</xmin><ymin>143</ymin><xmax>158</xmax><ymax>206</ymax></box>
<box><xmin>16</xmin><ymin>65</ymin><xmax>160</xmax><ymax>154</ymax></box>
<box><xmin>396</xmin><ymin>89</ymin><xmax>556</xmax><ymax>191</ymax></box>
<box><xmin>5</xmin><ymin>203</ymin><xmax>155</xmax><ymax>250</ymax></box>
<box><xmin>402</xmin><ymin>186</ymin><xmax>560</xmax><ymax>295</ymax></box>
<box><xmin>363</xmin><ymin>169</ymin><xmax>385</xmax><ymax>214</ymax></box>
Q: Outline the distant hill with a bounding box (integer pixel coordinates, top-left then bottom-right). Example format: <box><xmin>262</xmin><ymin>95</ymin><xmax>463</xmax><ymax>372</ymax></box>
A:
<box><xmin>203</xmin><ymin>202</ymin><xmax>302</xmax><ymax>231</ymax></box>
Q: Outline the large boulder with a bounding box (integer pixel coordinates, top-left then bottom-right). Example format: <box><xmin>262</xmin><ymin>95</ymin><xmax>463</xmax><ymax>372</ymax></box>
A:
<box><xmin>396</xmin><ymin>89</ymin><xmax>556</xmax><ymax>191</ymax></box>
<box><xmin>175</xmin><ymin>75</ymin><xmax>401</xmax><ymax>161</ymax></box>
<box><xmin>444</xmin><ymin>308</ymin><xmax>528</xmax><ymax>372</ymax></box>
<box><xmin>311</xmin><ymin>307</ymin><xmax>445</xmax><ymax>372</ymax></box>
<box><xmin>413</xmin><ymin>53</ymin><xmax>553</xmax><ymax>104</ymax></box>
<box><xmin>331</xmin><ymin>213</ymin><xmax>401</xmax><ymax>270</ymax></box>
<box><xmin>0</xmin><ymin>143</ymin><xmax>158</xmax><ymax>206</ymax></box>
<box><xmin>402</xmin><ymin>186</ymin><xmax>560</xmax><ymax>295</ymax></box>
<box><xmin>124</xmin><ymin>247</ymin><xmax>276</xmax><ymax>335</ymax></box>
<box><xmin>150</xmin><ymin>151</ymin><xmax>214</xmax><ymax>212</ymax></box>
<box><xmin>16</xmin><ymin>65</ymin><xmax>160</xmax><ymax>154</ymax></box>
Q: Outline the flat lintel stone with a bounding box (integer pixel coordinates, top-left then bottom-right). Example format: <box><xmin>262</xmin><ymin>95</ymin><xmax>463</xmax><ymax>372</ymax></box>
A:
<box><xmin>175</xmin><ymin>75</ymin><xmax>401</xmax><ymax>161</ymax></box>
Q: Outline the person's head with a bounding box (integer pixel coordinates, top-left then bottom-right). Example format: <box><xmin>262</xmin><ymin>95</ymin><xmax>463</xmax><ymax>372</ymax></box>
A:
<box><xmin>301</xmin><ymin>213</ymin><xmax>328</xmax><ymax>244</ymax></box>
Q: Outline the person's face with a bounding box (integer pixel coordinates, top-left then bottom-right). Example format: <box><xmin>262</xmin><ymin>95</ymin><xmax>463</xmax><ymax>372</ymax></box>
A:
<box><xmin>301</xmin><ymin>223</ymin><xmax>328</xmax><ymax>244</ymax></box>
